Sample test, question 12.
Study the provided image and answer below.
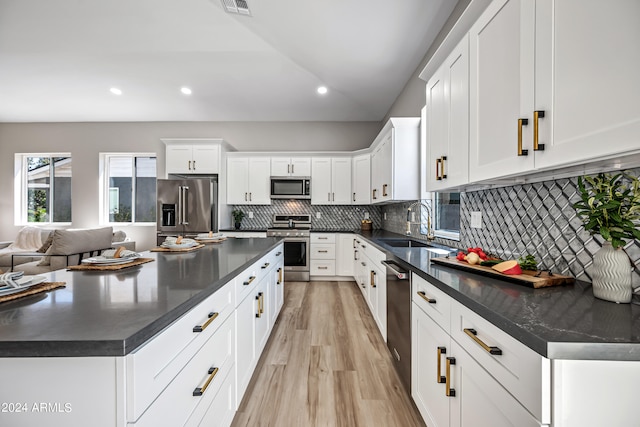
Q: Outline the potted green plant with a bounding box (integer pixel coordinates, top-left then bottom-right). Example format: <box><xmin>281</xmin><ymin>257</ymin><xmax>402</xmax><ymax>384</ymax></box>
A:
<box><xmin>232</xmin><ymin>209</ymin><xmax>245</xmax><ymax>230</ymax></box>
<box><xmin>573</xmin><ymin>172</ymin><xmax>640</xmax><ymax>303</ymax></box>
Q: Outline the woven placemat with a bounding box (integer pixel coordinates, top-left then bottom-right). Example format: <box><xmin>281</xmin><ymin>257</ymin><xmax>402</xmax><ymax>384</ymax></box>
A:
<box><xmin>0</xmin><ymin>282</ymin><xmax>66</xmax><ymax>304</ymax></box>
<box><xmin>67</xmin><ymin>257</ymin><xmax>155</xmax><ymax>271</ymax></box>
<box><xmin>150</xmin><ymin>244</ymin><xmax>205</xmax><ymax>252</ymax></box>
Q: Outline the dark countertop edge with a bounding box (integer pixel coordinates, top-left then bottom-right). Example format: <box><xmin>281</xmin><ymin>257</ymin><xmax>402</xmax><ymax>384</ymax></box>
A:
<box><xmin>2</xmin><ymin>239</ymin><xmax>284</xmax><ymax>358</ymax></box>
<box><xmin>219</xmin><ymin>228</ymin><xmax>268</xmax><ymax>232</ymax></box>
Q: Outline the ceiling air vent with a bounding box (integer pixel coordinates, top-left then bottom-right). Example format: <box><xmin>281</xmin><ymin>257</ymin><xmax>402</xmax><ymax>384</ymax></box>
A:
<box><xmin>221</xmin><ymin>0</ymin><xmax>251</xmax><ymax>16</ymax></box>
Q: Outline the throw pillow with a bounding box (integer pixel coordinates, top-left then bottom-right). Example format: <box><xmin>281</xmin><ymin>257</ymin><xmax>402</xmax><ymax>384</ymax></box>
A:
<box><xmin>37</xmin><ymin>232</ymin><xmax>54</xmax><ymax>253</ymax></box>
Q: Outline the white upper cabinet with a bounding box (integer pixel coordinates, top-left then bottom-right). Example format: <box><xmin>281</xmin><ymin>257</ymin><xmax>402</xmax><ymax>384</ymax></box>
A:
<box><xmin>270</xmin><ymin>157</ymin><xmax>311</xmax><ymax>177</ymax></box>
<box><xmin>311</xmin><ymin>157</ymin><xmax>352</xmax><ymax>205</ymax></box>
<box><xmin>371</xmin><ymin>118</ymin><xmax>421</xmax><ymax>204</ymax></box>
<box><xmin>226</xmin><ymin>157</ymin><xmax>271</xmax><ymax>205</ymax></box>
<box><xmin>352</xmin><ymin>153</ymin><xmax>371</xmax><ymax>204</ymax></box>
<box><xmin>425</xmin><ymin>35</ymin><xmax>469</xmax><ymax>192</ymax></box>
<box><xmin>469</xmin><ymin>0</ymin><xmax>640</xmax><ymax>183</ymax></box>
<box><xmin>533</xmin><ymin>0</ymin><xmax>640</xmax><ymax>170</ymax></box>
<box><xmin>164</xmin><ymin>140</ymin><xmax>222</xmax><ymax>175</ymax></box>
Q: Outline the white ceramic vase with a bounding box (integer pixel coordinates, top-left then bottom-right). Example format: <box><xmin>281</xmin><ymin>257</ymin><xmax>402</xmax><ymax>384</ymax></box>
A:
<box><xmin>591</xmin><ymin>242</ymin><xmax>633</xmax><ymax>303</ymax></box>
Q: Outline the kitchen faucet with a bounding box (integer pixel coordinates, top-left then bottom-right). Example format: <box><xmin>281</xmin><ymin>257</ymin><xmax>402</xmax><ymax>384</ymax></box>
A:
<box><xmin>406</xmin><ymin>200</ymin><xmax>434</xmax><ymax>240</ymax></box>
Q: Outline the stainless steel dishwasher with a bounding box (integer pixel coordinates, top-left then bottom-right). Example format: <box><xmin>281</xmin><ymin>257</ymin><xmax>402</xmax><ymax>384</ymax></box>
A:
<box><xmin>382</xmin><ymin>259</ymin><xmax>411</xmax><ymax>393</ymax></box>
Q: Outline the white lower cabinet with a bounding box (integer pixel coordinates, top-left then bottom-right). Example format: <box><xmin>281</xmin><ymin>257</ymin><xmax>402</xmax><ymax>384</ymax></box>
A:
<box><xmin>310</xmin><ymin>233</ymin><xmax>336</xmax><ymax>277</ymax></box>
<box><xmin>353</xmin><ymin>237</ymin><xmax>386</xmax><ymax>340</ymax></box>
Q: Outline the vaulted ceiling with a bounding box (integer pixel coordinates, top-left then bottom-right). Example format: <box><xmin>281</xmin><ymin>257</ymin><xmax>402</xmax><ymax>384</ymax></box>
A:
<box><xmin>0</xmin><ymin>0</ymin><xmax>457</xmax><ymax>122</ymax></box>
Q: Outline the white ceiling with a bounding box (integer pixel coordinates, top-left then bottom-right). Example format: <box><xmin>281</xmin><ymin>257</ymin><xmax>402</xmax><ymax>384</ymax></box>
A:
<box><xmin>0</xmin><ymin>0</ymin><xmax>456</xmax><ymax>123</ymax></box>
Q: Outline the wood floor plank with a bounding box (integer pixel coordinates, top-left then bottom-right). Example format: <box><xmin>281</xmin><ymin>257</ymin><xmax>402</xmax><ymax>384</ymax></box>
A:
<box><xmin>231</xmin><ymin>280</ymin><xmax>426</xmax><ymax>427</ymax></box>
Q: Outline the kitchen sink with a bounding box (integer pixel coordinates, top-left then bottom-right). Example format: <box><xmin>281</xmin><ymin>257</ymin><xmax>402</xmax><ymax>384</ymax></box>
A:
<box><xmin>379</xmin><ymin>238</ymin><xmax>454</xmax><ymax>255</ymax></box>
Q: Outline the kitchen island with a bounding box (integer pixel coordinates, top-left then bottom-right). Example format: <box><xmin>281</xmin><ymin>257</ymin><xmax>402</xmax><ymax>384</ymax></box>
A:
<box><xmin>0</xmin><ymin>237</ymin><xmax>284</xmax><ymax>427</ymax></box>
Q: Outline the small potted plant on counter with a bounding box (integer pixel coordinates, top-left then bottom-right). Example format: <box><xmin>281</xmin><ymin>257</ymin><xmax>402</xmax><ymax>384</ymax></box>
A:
<box><xmin>573</xmin><ymin>172</ymin><xmax>640</xmax><ymax>303</ymax></box>
<box><xmin>232</xmin><ymin>209</ymin><xmax>245</xmax><ymax>230</ymax></box>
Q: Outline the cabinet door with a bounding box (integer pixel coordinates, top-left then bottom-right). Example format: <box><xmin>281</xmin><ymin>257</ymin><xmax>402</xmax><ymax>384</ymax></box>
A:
<box><xmin>427</xmin><ymin>36</ymin><xmax>469</xmax><ymax>191</ymax></box>
<box><xmin>290</xmin><ymin>157</ymin><xmax>311</xmax><ymax>176</ymax></box>
<box><xmin>374</xmin><ymin>263</ymin><xmax>386</xmax><ymax>341</ymax></box>
<box><xmin>331</xmin><ymin>158</ymin><xmax>352</xmax><ymax>204</ymax></box>
<box><xmin>270</xmin><ymin>157</ymin><xmax>291</xmax><ymax>176</ymax></box>
<box><xmin>192</xmin><ymin>145</ymin><xmax>220</xmax><ymax>174</ymax></box>
<box><xmin>370</xmin><ymin>146</ymin><xmax>382</xmax><ymax>203</ymax></box>
<box><xmin>311</xmin><ymin>157</ymin><xmax>332</xmax><ymax>205</ymax></box>
<box><xmin>254</xmin><ymin>279</ymin><xmax>270</xmax><ymax>356</ymax></box>
<box><xmin>336</xmin><ymin>234</ymin><xmax>355</xmax><ymax>276</ymax></box>
<box><xmin>166</xmin><ymin>145</ymin><xmax>193</xmax><ymax>174</ymax></box>
<box><xmin>450</xmin><ymin>341</ymin><xmax>544</xmax><ymax>427</ymax></box>
<box><xmin>352</xmin><ymin>154</ymin><xmax>371</xmax><ymax>204</ymax></box>
<box><xmin>247</xmin><ymin>158</ymin><xmax>271</xmax><ymax>205</ymax></box>
<box><xmin>274</xmin><ymin>260</ymin><xmax>284</xmax><ymax>320</ymax></box>
<box><xmin>235</xmin><ymin>293</ymin><xmax>256</xmax><ymax>404</ymax></box>
<box><xmin>412</xmin><ymin>302</ymin><xmax>451</xmax><ymax>427</ymax></box>
<box><xmin>378</xmin><ymin>135</ymin><xmax>393</xmax><ymax>202</ymax></box>
<box><xmin>469</xmin><ymin>0</ymin><xmax>535</xmax><ymax>182</ymax></box>
<box><xmin>227</xmin><ymin>158</ymin><xmax>249</xmax><ymax>204</ymax></box>
<box><xmin>534</xmin><ymin>0</ymin><xmax>640</xmax><ymax>170</ymax></box>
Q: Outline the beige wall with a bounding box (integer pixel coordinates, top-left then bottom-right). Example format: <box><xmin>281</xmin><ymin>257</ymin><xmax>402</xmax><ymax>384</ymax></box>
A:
<box><xmin>0</xmin><ymin>121</ymin><xmax>381</xmax><ymax>249</ymax></box>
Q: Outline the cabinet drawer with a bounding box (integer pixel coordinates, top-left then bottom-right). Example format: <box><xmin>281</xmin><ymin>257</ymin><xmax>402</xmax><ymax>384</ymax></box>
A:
<box><xmin>185</xmin><ymin>365</ymin><xmax>236</xmax><ymax>427</ymax></box>
<box><xmin>126</xmin><ymin>281</ymin><xmax>235</xmax><ymax>422</ymax></box>
<box><xmin>450</xmin><ymin>301</ymin><xmax>550</xmax><ymax>423</ymax></box>
<box><xmin>130</xmin><ymin>315</ymin><xmax>235</xmax><ymax>427</ymax></box>
<box><xmin>310</xmin><ymin>260</ymin><xmax>335</xmax><ymax>276</ymax></box>
<box><xmin>412</xmin><ymin>273</ymin><xmax>450</xmax><ymax>331</ymax></box>
<box><xmin>311</xmin><ymin>233</ymin><xmax>336</xmax><ymax>244</ymax></box>
<box><xmin>311</xmin><ymin>244</ymin><xmax>335</xmax><ymax>259</ymax></box>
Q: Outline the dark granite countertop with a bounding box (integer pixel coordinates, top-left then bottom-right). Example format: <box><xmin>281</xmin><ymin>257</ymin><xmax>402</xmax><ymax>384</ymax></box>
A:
<box><xmin>357</xmin><ymin>230</ymin><xmax>640</xmax><ymax>361</ymax></box>
<box><xmin>219</xmin><ymin>228</ymin><xmax>268</xmax><ymax>232</ymax></box>
<box><xmin>0</xmin><ymin>238</ymin><xmax>282</xmax><ymax>357</ymax></box>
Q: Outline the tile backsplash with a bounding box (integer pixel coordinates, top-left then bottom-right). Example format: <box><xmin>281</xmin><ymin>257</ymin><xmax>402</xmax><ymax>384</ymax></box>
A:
<box><xmin>382</xmin><ymin>168</ymin><xmax>640</xmax><ymax>287</ymax></box>
<box><xmin>231</xmin><ymin>200</ymin><xmax>382</xmax><ymax>230</ymax></box>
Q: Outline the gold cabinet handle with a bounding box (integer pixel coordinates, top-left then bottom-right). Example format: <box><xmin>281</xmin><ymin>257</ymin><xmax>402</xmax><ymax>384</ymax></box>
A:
<box><xmin>533</xmin><ymin>110</ymin><xmax>545</xmax><ymax>151</ymax></box>
<box><xmin>243</xmin><ymin>275</ymin><xmax>256</xmax><ymax>286</ymax></box>
<box><xmin>318</xmin><ymin>266</ymin><xmax>328</xmax><ymax>270</ymax></box>
<box><xmin>245</xmin><ymin>192</ymin><xmax>248</xmax><ymax>201</ymax></box>
<box><xmin>370</xmin><ymin>270</ymin><xmax>376</xmax><ymax>287</ymax></box>
<box><xmin>435</xmin><ymin>158</ymin><xmax>442</xmax><ymax>180</ymax></box>
<box><xmin>192</xmin><ymin>312</ymin><xmax>219</xmax><ymax>333</ymax></box>
<box><xmin>440</xmin><ymin>156</ymin><xmax>447</xmax><ymax>179</ymax></box>
<box><xmin>463</xmin><ymin>328</ymin><xmax>502</xmax><ymax>355</ymax></box>
<box><xmin>372</xmin><ymin>189</ymin><xmax>377</xmax><ymax>200</ymax></box>
<box><xmin>261</xmin><ymin>262</ymin><xmax>270</xmax><ymax>269</ymax></box>
<box><xmin>193</xmin><ymin>160</ymin><xmax>196</xmax><ymax>170</ymax></box>
<box><xmin>437</xmin><ymin>346</ymin><xmax>446</xmax><ymax>384</ymax></box>
<box><xmin>188</xmin><ymin>160</ymin><xmax>192</xmax><ymax>170</ymax></box>
<box><xmin>287</xmin><ymin>164</ymin><xmax>291</xmax><ymax>174</ymax></box>
<box><xmin>318</xmin><ymin>250</ymin><xmax>328</xmax><ymax>253</ymax></box>
<box><xmin>249</xmin><ymin>192</ymin><xmax>252</xmax><ymax>201</ymax></box>
<box><xmin>193</xmin><ymin>367</ymin><xmax>219</xmax><ymax>396</ymax></box>
<box><xmin>382</xmin><ymin>184</ymin><xmax>388</xmax><ymax>197</ymax></box>
<box><xmin>353</xmin><ymin>192</ymin><xmax>356</xmax><ymax>202</ymax></box>
<box><xmin>417</xmin><ymin>291</ymin><xmax>436</xmax><ymax>304</ymax></box>
<box><xmin>517</xmin><ymin>118</ymin><xmax>529</xmax><ymax>156</ymax></box>
<box><xmin>255</xmin><ymin>292</ymin><xmax>264</xmax><ymax>317</ymax></box>
<box><xmin>277</xmin><ymin>267</ymin><xmax>283</xmax><ymax>284</ymax></box>
<box><xmin>354</xmin><ymin>249</ymin><xmax>359</xmax><ymax>260</ymax></box>
<box><xmin>446</xmin><ymin>357</ymin><xmax>456</xmax><ymax>397</ymax></box>
<box><xmin>276</xmin><ymin>252</ymin><xmax>282</xmax><ymax>256</ymax></box>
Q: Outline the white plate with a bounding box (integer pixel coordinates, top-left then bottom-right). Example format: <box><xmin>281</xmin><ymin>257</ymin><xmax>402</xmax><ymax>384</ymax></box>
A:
<box><xmin>196</xmin><ymin>233</ymin><xmax>224</xmax><ymax>239</ymax></box>
<box><xmin>0</xmin><ymin>275</ymin><xmax>47</xmax><ymax>296</ymax></box>
<box><xmin>81</xmin><ymin>256</ymin><xmax>139</xmax><ymax>265</ymax></box>
<box><xmin>162</xmin><ymin>242</ymin><xmax>198</xmax><ymax>249</ymax></box>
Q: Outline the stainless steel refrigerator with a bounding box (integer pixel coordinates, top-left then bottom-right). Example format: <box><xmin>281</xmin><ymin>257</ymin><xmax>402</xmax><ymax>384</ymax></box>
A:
<box><xmin>156</xmin><ymin>177</ymin><xmax>218</xmax><ymax>243</ymax></box>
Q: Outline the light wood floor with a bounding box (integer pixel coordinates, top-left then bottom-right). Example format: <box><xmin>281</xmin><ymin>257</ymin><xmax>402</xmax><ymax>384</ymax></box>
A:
<box><xmin>231</xmin><ymin>280</ymin><xmax>426</xmax><ymax>427</ymax></box>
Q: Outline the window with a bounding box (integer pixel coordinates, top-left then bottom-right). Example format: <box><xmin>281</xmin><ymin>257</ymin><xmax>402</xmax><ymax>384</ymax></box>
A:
<box><xmin>101</xmin><ymin>154</ymin><xmax>157</xmax><ymax>224</ymax></box>
<box><xmin>433</xmin><ymin>192</ymin><xmax>461</xmax><ymax>240</ymax></box>
<box><xmin>14</xmin><ymin>154</ymin><xmax>72</xmax><ymax>224</ymax></box>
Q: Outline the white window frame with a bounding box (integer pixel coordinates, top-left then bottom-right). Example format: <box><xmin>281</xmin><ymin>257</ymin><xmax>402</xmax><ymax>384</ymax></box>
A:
<box><xmin>14</xmin><ymin>153</ymin><xmax>73</xmax><ymax>226</ymax></box>
<box><xmin>432</xmin><ymin>192</ymin><xmax>461</xmax><ymax>241</ymax></box>
<box><xmin>99</xmin><ymin>153</ymin><xmax>157</xmax><ymax>226</ymax></box>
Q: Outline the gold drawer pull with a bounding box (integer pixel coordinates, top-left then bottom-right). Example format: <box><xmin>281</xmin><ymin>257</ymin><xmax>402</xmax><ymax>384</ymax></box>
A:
<box><xmin>243</xmin><ymin>275</ymin><xmax>256</xmax><ymax>286</ymax></box>
<box><xmin>417</xmin><ymin>291</ymin><xmax>436</xmax><ymax>304</ymax></box>
<box><xmin>318</xmin><ymin>266</ymin><xmax>328</xmax><ymax>270</ymax></box>
<box><xmin>382</xmin><ymin>184</ymin><xmax>388</xmax><ymax>197</ymax></box>
<box><xmin>533</xmin><ymin>110</ymin><xmax>545</xmax><ymax>151</ymax></box>
<box><xmin>188</xmin><ymin>160</ymin><xmax>192</xmax><ymax>170</ymax></box>
<box><xmin>517</xmin><ymin>118</ymin><xmax>529</xmax><ymax>156</ymax></box>
<box><xmin>255</xmin><ymin>292</ymin><xmax>264</xmax><ymax>317</ymax></box>
<box><xmin>437</xmin><ymin>346</ymin><xmax>446</xmax><ymax>384</ymax></box>
<box><xmin>277</xmin><ymin>267</ymin><xmax>283</xmax><ymax>284</ymax></box>
<box><xmin>370</xmin><ymin>270</ymin><xmax>376</xmax><ymax>287</ymax></box>
<box><xmin>193</xmin><ymin>312</ymin><xmax>219</xmax><ymax>333</ymax></box>
<box><xmin>435</xmin><ymin>158</ymin><xmax>442</xmax><ymax>180</ymax></box>
<box><xmin>193</xmin><ymin>367</ymin><xmax>219</xmax><ymax>396</ymax></box>
<box><xmin>464</xmin><ymin>328</ymin><xmax>502</xmax><ymax>355</ymax></box>
<box><xmin>372</xmin><ymin>189</ymin><xmax>377</xmax><ymax>200</ymax></box>
<box><xmin>318</xmin><ymin>250</ymin><xmax>328</xmax><ymax>253</ymax></box>
<box><xmin>276</xmin><ymin>251</ymin><xmax>282</xmax><ymax>256</ymax></box>
<box><xmin>445</xmin><ymin>357</ymin><xmax>456</xmax><ymax>397</ymax></box>
<box><xmin>440</xmin><ymin>156</ymin><xmax>447</xmax><ymax>179</ymax></box>
<box><xmin>261</xmin><ymin>262</ymin><xmax>270</xmax><ymax>269</ymax></box>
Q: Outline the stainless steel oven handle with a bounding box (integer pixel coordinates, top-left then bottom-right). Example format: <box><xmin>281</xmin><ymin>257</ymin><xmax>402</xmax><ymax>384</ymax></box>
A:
<box><xmin>381</xmin><ymin>260</ymin><xmax>408</xmax><ymax>279</ymax></box>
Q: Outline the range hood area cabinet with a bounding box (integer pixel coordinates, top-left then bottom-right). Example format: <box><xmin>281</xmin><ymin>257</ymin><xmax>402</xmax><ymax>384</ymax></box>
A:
<box><xmin>370</xmin><ymin>118</ymin><xmax>421</xmax><ymax>204</ymax></box>
<box><xmin>162</xmin><ymin>139</ymin><xmax>225</xmax><ymax>175</ymax></box>
<box><xmin>271</xmin><ymin>156</ymin><xmax>311</xmax><ymax>177</ymax></box>
<box><xmin>467</xmin><ymin>0</ymin><xmax>640</xmax><ymax>183</ymax></box>
<box><xmin>310</xmin><ymin>157</ymin><xmax>352</xmax><ymax>205</ymax></box>
<box><xmin>226</xmin><ymin>157</ymin><xmax>271</xmax><ymax>205</ymax></box>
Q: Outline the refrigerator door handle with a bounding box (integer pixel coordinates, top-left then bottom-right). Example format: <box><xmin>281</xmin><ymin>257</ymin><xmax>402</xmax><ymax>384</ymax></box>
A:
<box><xmin>182</xmin><ymin>186</ymin><xmax>190</xmax><ymax>225</ymax></box>
<box><xmin>177</xmin><ymin>186</ymin><xmax>183</xmax><ymax>225</ymax></box>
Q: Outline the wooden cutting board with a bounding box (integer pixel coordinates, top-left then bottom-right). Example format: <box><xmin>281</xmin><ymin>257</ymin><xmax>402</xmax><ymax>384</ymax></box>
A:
<box><xmin>430</xmin><ymin>257</ymin><xmax>574</xmax><ymax>288</ymax></box>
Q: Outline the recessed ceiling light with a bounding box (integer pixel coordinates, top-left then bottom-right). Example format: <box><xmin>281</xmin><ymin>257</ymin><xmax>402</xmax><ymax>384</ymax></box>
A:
<box><xmin>110</xmin><ymin>87</ymin><xmax>122</xmax><ymax>95</ymax></box>
<box><xmin>317</xmin><ymin>86</ymin><xmax>328</xmax><ymax>95</ymax></box>
<box><xmin>181</xmin><ymin>87</ymin><xmax>192</xmax><ymax>95</ymax></box>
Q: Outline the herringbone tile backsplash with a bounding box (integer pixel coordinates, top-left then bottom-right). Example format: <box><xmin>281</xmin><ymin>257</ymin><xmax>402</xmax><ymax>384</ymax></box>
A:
<box><xmin>382</xmin><ymin>168</ymin><xmax>640</xmax><ymax>287</ymax></box>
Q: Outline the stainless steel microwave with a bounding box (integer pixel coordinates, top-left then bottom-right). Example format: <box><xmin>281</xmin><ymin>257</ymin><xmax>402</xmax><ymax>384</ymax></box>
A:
<box><xmin>270</xmin><ymin>176</ymin><xmax>311</xmax><ymax>199</ymax></box>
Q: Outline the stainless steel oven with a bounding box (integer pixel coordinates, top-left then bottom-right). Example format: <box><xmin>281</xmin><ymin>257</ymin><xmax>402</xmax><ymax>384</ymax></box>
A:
<box><xmin>267</xmin><ymin>214</ymin><xmax>311</xmax><ymax>281</ymax></box>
